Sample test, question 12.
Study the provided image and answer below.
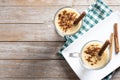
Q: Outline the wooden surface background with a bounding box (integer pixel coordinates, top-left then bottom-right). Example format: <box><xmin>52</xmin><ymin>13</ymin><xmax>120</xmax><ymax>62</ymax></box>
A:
<box><xmin>0</xmin><ymin>0</ymin><xmax>120</xmax><ymax>80</ymax></box>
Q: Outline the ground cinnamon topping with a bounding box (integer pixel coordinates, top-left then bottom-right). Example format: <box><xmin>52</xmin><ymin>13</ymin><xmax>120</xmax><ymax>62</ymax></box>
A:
<box><xmin>58</xmin><ymin>10</ymin><xmax>78</xmax><ymax>32</ymax></box>
<box><xmin>84</xmin><ymin>44</ymin><xmax>101</xmax><ymax>66</ymax></box>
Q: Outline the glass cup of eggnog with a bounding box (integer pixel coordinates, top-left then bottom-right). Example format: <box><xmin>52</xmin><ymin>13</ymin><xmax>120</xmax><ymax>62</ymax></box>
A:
<box><xmin>80</xmin><ymin>40</ymin><xmax>110</xmax><ymax>70</ymax></box>
<box><xmin>70</xmin><ymin>40</ymin><xmax>110</xmax><ymax>70</ymax></box>
<box><xmin>54</xmin><ymin>7</ymin><xmax>82</xmax><ymax>37</ymax></box>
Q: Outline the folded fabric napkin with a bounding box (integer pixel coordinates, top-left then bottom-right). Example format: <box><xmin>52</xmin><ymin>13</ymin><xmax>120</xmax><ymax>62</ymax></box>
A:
<box><xmin>58</xmin><ymin>0</ymin><xmax>115</xmax><ymax>79</ymax></box>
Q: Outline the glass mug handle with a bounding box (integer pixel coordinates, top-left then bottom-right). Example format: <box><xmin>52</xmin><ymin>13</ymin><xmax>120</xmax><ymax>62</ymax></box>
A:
<box><xmin>69</xmin><ymin>52</ymin><xmax>79</xmax><ymax>58</ymax></box>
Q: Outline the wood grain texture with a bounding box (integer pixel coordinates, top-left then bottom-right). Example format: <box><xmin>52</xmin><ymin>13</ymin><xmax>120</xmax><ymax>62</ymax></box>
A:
<box><xmin>0</xmin><ymin>0</ymin><xmax>73</xmax><ymax>6</ymax></box>
<box><xmin>0</xmin><ymin>6</ymin><xmax>87</xmax><ymax>23</ymax></box>
<box><xmin>0</xmin><ymin>60</ymin><xmax>118</xmax><ymax>80</ymax></box>
<box><xmin>0</xmin><ymin>60</ymin><xmax>79</xmax><ymax>79</ymax></box>
<box><xmin>0</xmin><ymin>24</ymin><xmax>64</xmax><ymax>41</ymax></box>
<box><xmin>0</xmin><ymin>0</ymin><xmax>120</xmax><ymax>6</ymax></box>
<box><xmin>0</xmin><ymin>6</ymin><xmax>120</xmax><ymax>24</ymax></box>
<box><xmin>0</xmin><ymin>78</ymin><xmax>79</xmax><ymax>80</ymax></box>
<box><xmin>0</xmin><ymin>42</ymin><xmax>64</xmax><ymax>59</ymax></box>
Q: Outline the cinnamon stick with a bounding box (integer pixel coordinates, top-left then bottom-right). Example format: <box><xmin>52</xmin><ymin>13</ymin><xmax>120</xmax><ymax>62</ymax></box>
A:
<box><xmin>98</xmin><ymin>40</ymin><xmax>110</xmax><ymax>56</ymax></box>
<box><xmin>114</xmin><ymin>23</ymin><xmax>119</xmax><ymax>53</ymax></box>
<box><xmin>109</xmin><ymin>33</ymin><xmax>114</xmax><ymax>59</ymax></box>
<box><xmin>73</xmin><ymin>11</ymin><xmax>86</xmax><ymax>25</ymax></box>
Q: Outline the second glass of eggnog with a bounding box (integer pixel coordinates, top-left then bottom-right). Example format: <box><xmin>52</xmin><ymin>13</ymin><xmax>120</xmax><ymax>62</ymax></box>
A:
<box><xmin>81</xmin><ymin>40</ymin><xmax>110</xmax><ymax>70</ymax></box>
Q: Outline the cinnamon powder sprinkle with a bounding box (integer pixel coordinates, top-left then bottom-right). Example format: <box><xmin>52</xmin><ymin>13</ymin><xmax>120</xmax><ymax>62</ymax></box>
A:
<box><xmin>58</xmin><ymin>10</ymin><xmax>78</xmax><ymax>32</ymax></box>
<box><xmin>84</xmin><ymin>44</ymin><xmax>101</xmax><ymax>66</ymax></box>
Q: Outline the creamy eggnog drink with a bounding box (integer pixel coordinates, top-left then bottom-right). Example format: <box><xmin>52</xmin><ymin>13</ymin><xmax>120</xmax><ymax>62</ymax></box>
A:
<box><xmin>81</xmin><ymin>41</ymin><xmax>110</xmax><ymax>69</ymax></box>
<box><xmin>54</xmin><ymin>7</ymin><xmax>82</xmax><ymax>36</ymax></box>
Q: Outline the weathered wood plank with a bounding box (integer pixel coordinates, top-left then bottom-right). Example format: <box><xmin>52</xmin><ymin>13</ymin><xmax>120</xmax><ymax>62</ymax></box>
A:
<box><xmin>0</xmin><ymin>6</ymin><xmax>56</xmax><ymax>23</ymax></box>
<box><xmin>0</xmin><ymin>6</ymin><xmax>87</xmax><ymax>23</ymax></box>
<box><xmin>0</xmin><ymin>78</ymin><xmax>79</xmax><ymax>80</ymax></box>
<box><xmin>0</xmin><ymin>60</ymin><xmax>79</xmax><ymax>79</ymax></box>
<box><xmin>0</xmin><ymin>42</ymin><xmax>64</xmax><ymax>59</ymax></box>
<box><xmin>0</xmin><ymin>0</ymin><xmax>73</xmax><ymax>6</ymax></box>
<box><xmin>0</xmin><ymin>60</ymin><xmax>119</xmax><ymax>80</ymax></box>
<box><xmin>0</xmin><ymin>0</ymin><xmax>120</xmax><ymax>6</ymax></box>
<box><xmin>0</xmin><ymin>6</ymin><xmax>119</xmax><ymax>23</ymax></box>
<box><xmin>0</xmin><ymin>24</ymin><xmax>64</xmax><ymax>41</ymax></box>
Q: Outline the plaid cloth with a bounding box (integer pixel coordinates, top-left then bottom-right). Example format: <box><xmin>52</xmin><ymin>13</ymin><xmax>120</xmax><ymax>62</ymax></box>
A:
<box><xmin>58</xmin><ymin>0</ymin><xmax>115</xmax><ymax>80</ymax></box>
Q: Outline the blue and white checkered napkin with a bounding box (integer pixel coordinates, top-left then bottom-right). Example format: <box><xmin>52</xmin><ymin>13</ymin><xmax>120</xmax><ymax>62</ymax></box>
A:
<box><xmin>58</xmin><ymin>0</ymin><xmax>115</xmax><ymax>79</ymax></box>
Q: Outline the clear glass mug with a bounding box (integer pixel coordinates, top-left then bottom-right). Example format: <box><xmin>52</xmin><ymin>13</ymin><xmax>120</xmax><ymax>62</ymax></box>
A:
<box><xmin>53</xmin><ymin>7</ymin><xmax>83</xmax><ymax>38</ymax></box>
<box><xmin>70</xmin><ymin>40</ymin><xmax>110</xmax><ymax>70</ymax></box>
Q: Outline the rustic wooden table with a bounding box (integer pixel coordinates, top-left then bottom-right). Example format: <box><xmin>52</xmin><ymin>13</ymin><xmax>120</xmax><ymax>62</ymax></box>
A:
<box><xmin>0</xmin><ymin>0</ymin><xmax>120</xmax><ymax>80</ymax></box>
